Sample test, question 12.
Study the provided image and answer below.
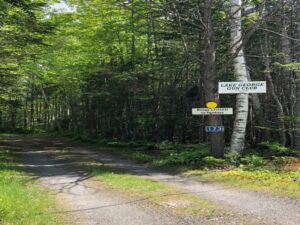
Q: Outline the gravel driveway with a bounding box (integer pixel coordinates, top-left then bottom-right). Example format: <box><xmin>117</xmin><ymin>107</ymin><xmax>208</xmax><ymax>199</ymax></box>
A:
<box><xmin>1</xmin><ymin>136</ymin><xmax>299</xmax><ymax>225</ymax></box>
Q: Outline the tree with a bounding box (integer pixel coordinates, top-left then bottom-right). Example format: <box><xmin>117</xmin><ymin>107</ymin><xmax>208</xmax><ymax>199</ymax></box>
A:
<box><xmin>229</xmin><ymin>0</ymin><xmax>249</xmax><ymax>154</ymax></box>
<box><xmin>0</xmin><ymin>0</ymin><xmax>51</xmax><ymax>131</ymax></box>
<box><xmin>203</xmin><ymin>0</ymin><xmax>225</xmax><ymax>157</ymax></box>
<box><xmin>1</xmin><ymin>0</ymin><xmax>300</xmax><ymax>154</ymax></box>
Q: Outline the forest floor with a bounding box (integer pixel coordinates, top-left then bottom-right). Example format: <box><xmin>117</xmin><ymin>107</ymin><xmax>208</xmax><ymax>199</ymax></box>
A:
<box><xmin>0</xmin><ymin>135</ymin><xmax>300</xmax><ymax>225</ymax></box>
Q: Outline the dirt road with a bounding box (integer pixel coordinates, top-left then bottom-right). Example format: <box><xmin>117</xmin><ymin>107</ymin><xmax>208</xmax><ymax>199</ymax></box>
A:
<box><xmin>1</xmin><ymin>136</ymin><xmax>299</xmax><ymax>225</ymax></box>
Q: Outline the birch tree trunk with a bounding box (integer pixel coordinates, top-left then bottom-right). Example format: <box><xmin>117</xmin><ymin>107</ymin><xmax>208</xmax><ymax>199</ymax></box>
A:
<box><xmin>230</xmin><ymin>0</ymin><xmax>249</xmax><ymax>154</ymax></box>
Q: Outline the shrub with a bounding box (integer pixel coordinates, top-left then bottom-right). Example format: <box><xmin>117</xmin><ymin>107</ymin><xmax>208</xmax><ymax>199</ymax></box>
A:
<box><xmin>164</xmin><ymin>150</ymin><xmax>209</xmax><ymax>166</ymax></box>
<box><xmin>131</xmin><ymin>152</ymin><xmax>154</xmax><ymax>163</ymax></box>
<box><xmin>202</xmin><ymin>156</ymin><xmax>226</xmax><ymax>167</ymax></box>
<box><xmin>225</xmin><ymin>152</ymin><xmax>241</xmax><ymax>165</ymax></box>
<box><xmin>240</xmin><ymin>155</ymin><xmax>266</xmax><ymax>168</ymax></box>
<box><xmin>258</xmin><ymin>142</ymin><xmax>296</xmax><ymax>156</ymax></box>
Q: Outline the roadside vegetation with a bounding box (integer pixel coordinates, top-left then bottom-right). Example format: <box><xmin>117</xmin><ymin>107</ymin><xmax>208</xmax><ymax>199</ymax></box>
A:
<box><xmin>70</xmin><ymin>134</ymin><xmax>300</xmax><ymax>199</ymax></box>
<box><xmin>2</xmin><ymin>133</ymin><xmax>300</xmax><ymax>202</ymax></box>
<box><xmin>82</xmin><ymin>162</ymin><xmax>226</xmax><ymax>218</ymax></box>
<box><xmin>0</xmin><ymin>147</ymin><xmax>63</xmax><ymax>225</ymax></box>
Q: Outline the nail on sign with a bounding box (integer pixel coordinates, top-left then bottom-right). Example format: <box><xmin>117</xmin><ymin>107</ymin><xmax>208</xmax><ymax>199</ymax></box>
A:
<box><xmin>219</xmin><ymin>81</ymin><xmax>266</xmax><ymax>94</ymax></box>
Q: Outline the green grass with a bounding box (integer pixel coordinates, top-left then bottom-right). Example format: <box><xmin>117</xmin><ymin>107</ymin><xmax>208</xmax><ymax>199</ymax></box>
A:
<box><xmin>83</xmin><ymin>162</ymin><xmax>225</xmax><ymax>217</ymax></box>
<box><xmin>191</xmin><ymin>168</ymin><xmax>300</xmax><ymax>198</ymax></box>
<box><xmin>0</xmin><ymin>148</ymin><xmax>63</xmax><ymax>225</ymax></box>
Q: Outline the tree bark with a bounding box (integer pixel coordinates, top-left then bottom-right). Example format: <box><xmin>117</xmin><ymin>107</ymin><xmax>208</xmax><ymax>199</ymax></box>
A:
<box><xmin>230</xmin><ymin>0</ymin><xmax>249</xmax><ymax>154</ymax></box>
<box><xmin>247</xmin><ymin>69</ymin><xmax>265</xmax><ymax>143</ymax></box>
<box><xmin>295</xmin><ymin>78</ymin><xmax>300</xmax><ymax>149</ymax></box>
<box><xmin>203</xmin><ymin>0</ymin><xmax>225</xmax><ymax>157</ymax></box>
<box><xmin>263</xmin><ymin>55</ymin><xmax>287</xmax><ymax>145</ymax></box>
<box><xmin>281</xmin><ymin>23</ymin><xmax>295</xmax><ymax>146</ymax></box>
<box><xmin>294</xmin><ymin>11</ymin><xmax>300</xmax><ymax>149</ymax></box>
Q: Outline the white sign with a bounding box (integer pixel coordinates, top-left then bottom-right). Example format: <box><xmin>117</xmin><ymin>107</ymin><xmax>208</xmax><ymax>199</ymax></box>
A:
<box><xmin>192</xmin><ymin>108</ymin><xmax>233</xmax><ymax>115</ymax></box>
<box><xmin>219</xmin><ymin>81</ymin><xmax>266</xmax><ymax>94</ymax></box>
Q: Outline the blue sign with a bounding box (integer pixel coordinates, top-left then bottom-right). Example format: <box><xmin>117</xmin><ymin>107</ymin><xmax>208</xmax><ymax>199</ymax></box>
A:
<box><xmin>205</xmin><ymin>126</ymin><xmax>225</xmax><ymax>133</ymax></box>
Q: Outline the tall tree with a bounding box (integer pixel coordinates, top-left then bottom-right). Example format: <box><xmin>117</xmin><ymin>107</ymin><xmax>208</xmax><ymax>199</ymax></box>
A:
<box><xmin>294</xmin><ymin>1</ymin><xmax>300</xmax><ymax>149</ymax></box>
<box><xmin>230</xmin><ymin>0</ymin><xmax>249</xmax><ymax>153</ymax></box>
<box><xmin>203</xmin><ymin>0</ymin><xmax>225</xmax><ymax>157</ymax></box>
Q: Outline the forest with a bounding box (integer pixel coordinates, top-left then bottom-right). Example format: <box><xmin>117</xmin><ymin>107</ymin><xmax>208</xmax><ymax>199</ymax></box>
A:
<box><xmin>1</xmin><ymin>1</ymin><xmax>300</xmax><ymax>224</ymax></box>
<box><xmin>0</xmin><ymin>0</ymin><xmax>300</xmax><ymax>157</ymax></box>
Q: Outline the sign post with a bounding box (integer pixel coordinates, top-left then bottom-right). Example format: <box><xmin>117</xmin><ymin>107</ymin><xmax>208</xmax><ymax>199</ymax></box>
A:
<box><xmin>192</xmin><ymin>106</ymin><xmax>232</xmax><ymax>133</ymax></box>
<box><xmin>191</xmin><ymin>81</ymin><xmax>267</xmax><ymax>152</ymax></box>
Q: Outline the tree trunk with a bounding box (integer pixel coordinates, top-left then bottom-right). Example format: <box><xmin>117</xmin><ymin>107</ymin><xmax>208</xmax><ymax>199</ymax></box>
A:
<box><xmin>263</xmin><ymin>55</ymin><xmax>287</xmax><ymax>145</ymax></box>
<box><xmin>230</xmin><ymin>0</ymin><xmax>249</xmax><ymax>154</ymax></box>
<box><xmin>295</xmin><ymin>78</ymin><xmax>300</xmax><ymax>149</ymax></box>
<box><xmin>281</xmin><ymin>23</ymin><xmax>295</xmax><ymax>146</ymax></box>
<box><xmin>30</xmin><ymin>89</ymin><xmax>34</xmax><ymax>130</ymax></box>
<box><xmin>40</xmin><ymin>86</ymin><xmax>62</xmax><ymax>133</ymax></box>
<box><xmin>203</xmin><ymin>0</ymin><xmax>225</xmax><ymax>157</ymax></box>
<box><xmin>247</xmin><ymin>69</ymin><xmax>264</xmax><ymax>143</ymax></box>
<box><xmin>0</xmin><ymin>109</ymin><xmax>2</xmax><ymax>130</ymax></box>
<box><xmin>294</xmin><ymin>14</ymin><xmax>300</xmax><ymax>149</ymax></box>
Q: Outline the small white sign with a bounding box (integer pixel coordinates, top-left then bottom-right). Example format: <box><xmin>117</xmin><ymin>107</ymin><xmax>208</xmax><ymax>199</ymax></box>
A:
<box><xmin>219</xmin><ymin>81</ymin><xmax>266</xmax><ymax>94</ymax></box>
<box><xmin>192</xmin><ymin>108</ymin><xmax>233</xmax><ymax>115</ymax></box>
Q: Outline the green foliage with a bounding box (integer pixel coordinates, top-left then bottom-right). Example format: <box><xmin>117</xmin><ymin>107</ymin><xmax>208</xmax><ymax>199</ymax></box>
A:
<box><xmin>258</xmin><ymin>142</ymin><xmax>296</xmax><ymax>156</ymax></box>
<box><xmin>163</xmin><ymin>150</ymin><xmax>208</xmax><ymax>166</ymax></box>
<box><xmin>224</xmin><ymin>152</ymin><xmax>241</xmax><ymax>165</ymax></box>
<box><xmin>88</xmin><ymin>138</ymin><xmax>212</xmax><ymax>168</ymax></box>
<box><xmin>1</xmin><ymin>0</ymin><xmax>299</xmax><ymax>154</ymax></box>
<box><xmin>273</xmin><ymin>62</ymin><xmax>300</xmax><ymax>74</ymax></box>
<box><xmin>130</xmin><ymin>152</ymin><xmax>155</xmax><ymax>163</ymax></box>
<box><xmin>202</xmin><ymin>156</ymin><xmax>226</xmax><ymax>167</ymax></box>
<box><xmin>240</xmin><ymin>155</ymin><xmax>267</xmax><ymax>168</ymax></box>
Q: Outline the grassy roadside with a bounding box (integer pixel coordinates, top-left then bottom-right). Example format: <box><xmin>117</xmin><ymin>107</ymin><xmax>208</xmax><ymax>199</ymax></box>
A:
<box><xmin>75</xmin><ymin>138</ymin><xmax>300</xmax><ymax>199</ymax></box>
<box><xmin>189</xmin><ymin>168</ymin><xmax>300</xmax><ymax>198</ymax></box>
<box><xmin>0</xmin><ymin>147</ymin><xmax>63</xmax><ymax>225</ymax></box>
<box><xmin>81</xmin><ymin>161</ymin><xmax>227</xmax><ymax>218</ymax></box>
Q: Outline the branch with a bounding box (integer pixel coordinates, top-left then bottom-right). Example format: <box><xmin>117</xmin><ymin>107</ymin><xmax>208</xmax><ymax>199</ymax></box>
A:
<box><xmin>257</xmin><ymin>28</ymin><xmax>300</xmax><ymax>42</ymax></box>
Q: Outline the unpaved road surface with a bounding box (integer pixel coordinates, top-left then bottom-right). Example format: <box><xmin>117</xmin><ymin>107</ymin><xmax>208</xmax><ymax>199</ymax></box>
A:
<box><xmin>1</xmin><ymin>136</ymin><xmax>300</xmax><ymax>225</ymax></box>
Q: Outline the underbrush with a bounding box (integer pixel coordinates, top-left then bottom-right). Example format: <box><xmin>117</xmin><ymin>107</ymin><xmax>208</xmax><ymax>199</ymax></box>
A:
<box><xmin>104</xmin><ymin>141</ymin><xmax>215</xmax><ymax>169</ymax></box>
<box><xmin>0</xmin><ymin>148</ymin><xmax>62</xmax><ymax>225</ymax></box>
